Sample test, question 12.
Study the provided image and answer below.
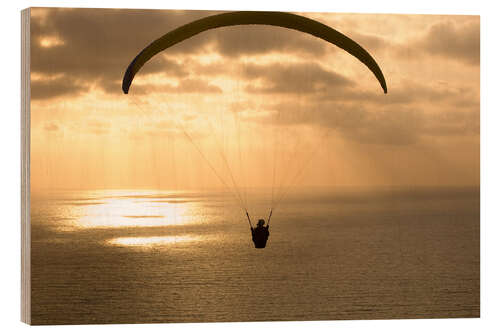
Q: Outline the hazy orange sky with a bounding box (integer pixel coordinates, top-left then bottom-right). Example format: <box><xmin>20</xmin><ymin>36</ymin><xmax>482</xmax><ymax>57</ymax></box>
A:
<box><xmin>29</xmin><ymin>8</ymin><xmax>479</xmax><ymax>192</ymax></box>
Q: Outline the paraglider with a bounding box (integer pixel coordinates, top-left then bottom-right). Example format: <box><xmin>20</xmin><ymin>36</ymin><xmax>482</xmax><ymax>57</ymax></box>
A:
<box><xmin>122</xmin><ymin>11</ymin><xmax>387</xmax><ymax>248</ymax></box>
<box><xmin>246</xmin><ymin>212</ymin><xmax>271</xmax><ymax>248</ymax></box>
<box><xmin>251</xmin><ymin>219</ymin><xmax>270</xmax><ymax>249</ymax></box>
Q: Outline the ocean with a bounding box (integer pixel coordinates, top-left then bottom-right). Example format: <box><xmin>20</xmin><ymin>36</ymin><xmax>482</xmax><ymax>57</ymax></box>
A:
<box><xmin>30</xmin><ymin>186</ymin><xmax>480</xmax><ymax>324</ymax></box>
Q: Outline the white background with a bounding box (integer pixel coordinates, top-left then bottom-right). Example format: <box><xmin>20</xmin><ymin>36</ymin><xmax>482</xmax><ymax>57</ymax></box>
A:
<box><xmin>1</xmin><ymin>0</ymin><xmax>498</xmax><ymax>332</ymax></box>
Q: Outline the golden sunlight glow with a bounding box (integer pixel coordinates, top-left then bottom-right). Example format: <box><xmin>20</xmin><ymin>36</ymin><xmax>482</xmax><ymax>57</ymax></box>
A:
<box><xmin>131</xmin><ymin>72</ymin><xmax>180</xmax><ymax>87</ymax></box>
<box><xmin>29</xmin><ymin>11</ymin><xmax>480</xmax><ymax>191</ymax></box>
<box><xmin>31</xmin><ymin>72</ymin><xmax>65</xmax><ymax>81</ymax></box>
<box><xmin>70</xmin><ymin>194</ymin><xmax>194</xmax><ymax>229</ymax></box>
<box><xmin>107</xmin><ymin>235</ymin><xmax>202</xmax><ymax>247</ymax></box>
<box><xmin>39</xmin><ymin>36</ymin><xmax>65</xmax><ymax>48</ymax></box>
<box><xmin>240</xmin><ymin>52</ymin><xmax>310</xmax><ymax>65</ymax></box>
<box><xmin>195</xmin><ymin>52</ymin><xmax>224</xmax><ymax>65</ymax></box>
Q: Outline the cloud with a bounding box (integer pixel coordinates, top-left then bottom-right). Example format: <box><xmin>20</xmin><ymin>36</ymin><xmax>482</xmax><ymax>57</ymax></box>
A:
<box><xmin>210</xmin><ymin>25</ymin><xmax>328</xmax><ymax>57</ymax></box>
<box><xmin>393</xmin><ymin>18</ymin><xmax>480</xmax><ymax>66</ymax></box>
<box><xmin>128</xmin><ymin>78</ymin><xmax>222</xmax><ymax>95</ymax></box>
<box><xmin>340</xmin><ymin>108</ymin><xmax>422</xmax><ymax>145</ymax></box>
<box><xmin>242</xmin><ymin>62</ymin><xmax>353</xmax><ymax>95</ymax></box>
<box><xmin>264</xmin><ymin>102</ymin><xmax>422</xmax><ymax>145</ymax></box>
<box><xmin>339</xmin><ymin>78</ymin><xmax>478</xmax><ymax>107</ymax></box>
<box><xmin>235</xmin><ymin>60</ymin><xmax>477</xmax><ymax>113</ymax></box>
<box><xmin>242</xmin><ymin>96</ymin><xmax>478</xmax><ymax>146</ymax></box>
<box><xmin>31</xmin><ymin>74</ymin><xmax>89</xmax><ymax>100</ymax></box>
<box><xmin>30</xmin><ymin>8</ymin><xmax>220</xmax><ymax>99</ymax></box>
<box><xmin>418</xmin><ymin>20</ymin><xmax>480</xmax><ymax>65</ymax></box>
<box><xmin>349</xmin><ymin>31</ymin><xmax>391</xmax><ymax>53</ymax></box>
<box><xmin>30</xmin><ymin>8</ymin><xmax>340</xmax><ymax>100</ymax></box>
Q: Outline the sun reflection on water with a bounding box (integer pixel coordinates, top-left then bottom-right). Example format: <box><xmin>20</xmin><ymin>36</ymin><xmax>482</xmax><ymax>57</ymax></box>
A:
<box><xmin>64</xmin><ymin>190</ymin><xmax>202</xmax><ymax>229</ymax></box>
<box><xmin>107</xmin><ymin>235</ymin><xmax>203</xmax><ymax>247</ymax></box>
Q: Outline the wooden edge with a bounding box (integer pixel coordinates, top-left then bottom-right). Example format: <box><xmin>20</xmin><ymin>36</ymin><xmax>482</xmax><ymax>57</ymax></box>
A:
<box><xmin>21</xmin><ymin>7</ymin><xmax>31</xmax><ymax>325</ymax></box>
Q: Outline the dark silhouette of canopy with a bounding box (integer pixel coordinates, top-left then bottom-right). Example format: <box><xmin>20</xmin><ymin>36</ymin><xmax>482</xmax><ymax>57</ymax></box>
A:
<box><xmin>122</xmin><ymin>11</ymin><xmax>387</xmax><ymax>94</ymax></box>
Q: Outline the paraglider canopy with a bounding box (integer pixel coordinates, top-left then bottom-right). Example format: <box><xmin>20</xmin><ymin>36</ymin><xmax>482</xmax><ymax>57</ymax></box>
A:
<box><xmin>122</xmin><ymin>11</ymin><xmax>387</xmax><ymax>95</ymax></box>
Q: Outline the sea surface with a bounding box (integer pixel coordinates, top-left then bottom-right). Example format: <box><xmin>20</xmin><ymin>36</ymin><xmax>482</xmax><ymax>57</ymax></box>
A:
<box><xmin>30</xmin><ymin>186</ymin><xmax>480</xmax><ymax>324</ymax></box>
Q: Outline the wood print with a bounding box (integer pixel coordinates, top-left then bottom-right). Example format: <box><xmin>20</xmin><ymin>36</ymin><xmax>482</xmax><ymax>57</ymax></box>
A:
<box><xmin>22</xmin><ymin>7</ymin><xmax>479</xmax><ymax>325</ymax></box>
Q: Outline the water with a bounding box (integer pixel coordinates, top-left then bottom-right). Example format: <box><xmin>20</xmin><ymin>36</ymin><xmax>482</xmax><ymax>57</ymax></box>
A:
<box><xmin>30</xmin><ymin>186</ymin><xmax>479</xmax><ymax>324</ymax></box>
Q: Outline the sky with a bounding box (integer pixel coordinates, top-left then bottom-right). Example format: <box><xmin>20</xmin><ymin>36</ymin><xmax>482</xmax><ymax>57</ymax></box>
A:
<box><xmin>29</xmin><ymin>8</ymin><xmax>480</xmax><ymax>192</ymax></box>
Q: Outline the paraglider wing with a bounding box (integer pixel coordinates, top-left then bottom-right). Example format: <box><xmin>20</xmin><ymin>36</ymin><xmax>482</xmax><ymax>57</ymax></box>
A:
<box><xmin>122</xmin><ymin>11</ymin><xmax>387</xmax><ymax>94</ymax></box>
